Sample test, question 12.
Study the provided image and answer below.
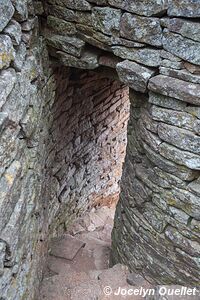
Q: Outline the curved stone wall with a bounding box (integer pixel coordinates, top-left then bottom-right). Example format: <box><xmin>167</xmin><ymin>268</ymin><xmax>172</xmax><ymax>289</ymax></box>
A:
<box><xmin>1</xmin><ymin>0</ymin><xmax>200</xmax><ymax>298</ymax></box>
<box><xmin>43</xmin><ymin>0</ymin><xmax>200</xmax><ymax>285</ymax></box>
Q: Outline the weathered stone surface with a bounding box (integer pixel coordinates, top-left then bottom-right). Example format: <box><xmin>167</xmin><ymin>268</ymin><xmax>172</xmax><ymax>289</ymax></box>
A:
<box><xmin>0</xmin><ymin>0</ymin><xmax>14</xmax><ymax>32</ymax></box>
<box><xmin>148</xmin><ymin>75</ymin><xmax>200</xmax><ymax>105</ymax></box>
<box><xmin>0</xmin><ymin>112</ymin><xmax>8</xmax><ymax>133</ymax></box>
<box><xmin>112</xmin><ymin>46</ymin><xmax>161</xmax><ymax>67</ymax></box>
<box><xmin>99</xmin><ymin>53</ymin><xmax>121</xmax><ymax>68</ymax></box>
<box><xmin>0</xmin><ymin>68</ymin><xmax>16</xmax><ymax>108</ymax></box>
<box><xmin>116</xmin><ymin>60</ymin><xmax>155</xmax><ymax>92</ymax></box>
<box><xmin>151</xmin><ymin>105</ymin><xmax>198</xmax><ymax>132</ymax></box>
<box><xmin>188</xmin><ymin>178</ymin><xmax>200</xmax><ymax>196</ymax></box>
<box><xmin>92</xmin><ymin>7</ymin><xmax>121</xmax><ymax>36</ymax></box>
<box><xmin>160</xmin><ymin>67</ymin><xmax>200</xmax><ymax>85</ymax></box>
<box><xmin>165</xmin><ymin>226</ymin><xmax>200</xmax><ymax>256</ymax></box>
<box><xmin>139</xmin><ymin>119</ymin><xmax>162</xmax><ymax>152</ymax></box>
<box><xmin>161</xmin><ymin>18</ymin><xmax>200</xmax><ymax>43</ymax></box>
<box><xmin>57</xmin><ymin>49</ymin><xmax>99</xmax><ymax>69</ymax></box>
<box><xmin>76</xmin><ymin>24</ymin><xmax>112</xmax><ymax>51</ymax></box>
<box><xmin>143</xmin><ymin>142</ymin><xmax>197</xmax><ymax>181</ymax></box>
<box><xmin>48</xmin><ymin>5</ymin><xmax>76</xmax><ymax>21</ymax></box>
<box><xmin>160</xmin><ymin>59</ymin><xmax>183</xmax><ymax>70</ymax></box>
<box><xmin>11</xmin><ymin>0</ymin><xmax>28</xmax><ymax>21</ymax></box>
<box><xmin>184</xmin><ymin>62</ymin><xmax>200</xmax><ymax>75</ymax></box>
<box><xmin>0</xmin><ymin>35</ymin><xmax>15</xmax><ymax>69</ymax></box>
<box><xmin>168</xmin><ymin>0</ymin><xmax>200</xmax><ymax>18</ymax></box>
<box><xmin>160</xmin><ymin>49</ymin><xmax>181</xmax><ymax>62</ymax></box>
<box><xmin>186</xmin><ymin>106</ymin><xmax>200</xmax><ymax>119</ymax></box>
<box><xmin>120</xmin><ymin>13</ymin><xmax>162</xmax><ymax>47</ymax></box>
<box><xmin>159</xmin><ymin>142</ymin><xmax>200</xmax><ymax>170</ymax></box>
<box><xmin>108</xmin><ymin>0</ymin><xmax>168</xmax><ymax>17</ymax></box>
<box><xmin>3</xmin><ymin>20</ymin><xmax>22</xmax><ymax>46</ymax></box>
<box><xmin>47</xmin><ymin>0</ymin><xmax>91</xmax><ymax>11</ymax></box>
<box><xmin>33</xmin><ymin>1</ymin><xmax>44</xmax><ymax>15</ymax></box>
<box><xmin>0</xmin><ymin>241</ymin><xmax>6</xmax><ymax>276</ymax></box>
<box><xmin>12</xmin><ymin>42</ymin><xmax>26</xmax><ymax>71</ymax></box>
<box><xmin>0</xmin><ymin>160</ymin><xmax>22</xmax><ymax>232</ymax></box>
<box><xmin>158</xmin><ymin>123</ymin><xmax>200</xmax><ymax>155</ymax></box>
<box><xmin>46</xmin><ymin>35</ymin><xmax>85</xmax><ymax>57</ymax></box>
<box><xmin>163</xmin><ymin>30</ymin><xmax>200</xmax><ymax>66</ymax></box>
<box><xmin>47</xmin><ymin>16</ymin><xmax>76</xmax><ymax>35</ymax></box>
<box><xmin>149</xmin><ymin>92</ymin><xmax>187</xmax><ymax>111</ymax></box>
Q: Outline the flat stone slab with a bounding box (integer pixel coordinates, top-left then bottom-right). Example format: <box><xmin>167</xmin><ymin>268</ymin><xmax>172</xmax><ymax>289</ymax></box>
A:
<box><xmin>117</xmin><ymin>60</ymin><xmax>155</xmax><ymax>93</ymax></box>
<box><xmin>50</xmin><ymin>234</ymin><xmax>85</xmax><ymax>260</ymax></box>
<box><xmin>148</xmin><ymin>75</ymin><xmax>200</xmax><ymax>105</ymax></box>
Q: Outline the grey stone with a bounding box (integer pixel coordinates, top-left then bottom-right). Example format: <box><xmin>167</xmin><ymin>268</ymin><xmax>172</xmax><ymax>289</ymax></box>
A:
<box><xmin>139</xmin><ymin>119</ymin><xmax>162</xmax><ymax>152</ymax></box>
<box><xmin>149</xmin><ymin>92</ymin><xmax>187</xmax><ymax>111</ymax></box>
<box><xmin>111</xmin><ymin>36</ymin><xmax>145</xmax><ymax>48</ymax></box>
<box><xmin>143</xmin><ymin>142</ymin><xmax>198</xmax><ymax>181</ymax></box>
<box><xmin>11</xmin><ymin>0</ymin><xmax>28</xmax><ymax>21</ymax></box>
<box><xmin>33</xmin><ymin>1</ymin><xmax>44</xmax><ymax>15</ymax></box>
<box><xmin>3</xmin><ymin>20</ymin><xmax>22</xmax><ymax>46</ymax></box>
<box><xmin>48</xmin><ymin>5</ymin><xmax>76</xmax><ymax>22</ymax></box>
<box><xmin>148</xmin><ymin>75</ymin><xmax>200</xmax><ymax>106</ymax></box>
<box><xmin>76</xmin><ymin>24</ymin><xmax>112</xmax><ymax>51</ymax></box>
<box><xmin>0</xmin><ymin>241</ymin><xmax>6</xmax><ymax>276</ymax></box>
<box><xmin>160</xmin><ymin>49</ymin><xmax>181</xmax><ymax>62</ymax></box>
<box><xmin>21</xmin><ymin>18</ymin><xmax>36</xmax><ymax>32</ymax></box>
<box><xmin>160</xmin><ymin>59</ymin><xmax>183</xmax><ymax>70</ymax></box>
<box><xmin>0</xmin><ymin>35</ymin><xmax>15</xmax><ymax>69</ymax></box>
<box><xmin>188</xmin><ymin>179</ymin><xmax>200</xmax><ymax>197</ymax></box>
<box><xmin>160</xmin><ymin>188</ymin><xmax>200</xmax><ymax>220</ymax></box>
<box><xmin>159</xmin><ymin>142</ymin><xmax>200</xmax><ymax>170</ymax></box>
<box><xmin>0</xmin><ymin>68</ymin><xmax>16</xmax><ymax>108</ymax></box>
<box><xmin>120</xmin><ymin>13</ymin><xmax>162</xmax><ymax>47</ymax></box>
<box><xmin>0</xmin><ymin>112</ymin><xmax>8</xmax><ymax>134</ymax></box>
<box><xmin>57</xmin><ymin>49</ymin><xmax>99</xmax><ymax>69</ymax></box>
<box><xmin>153</xmin><ymin>167</ymin><xmax>186</xmax><ymax>189</ymax></box>
<box><xmin>161</xmin><ymin>18</ymin><xmax>200</xmax><ymax>43</ymax></box>
<box><xmin>108</xmin><ymin>0</ymin><xmax>168</xmax><ymax>17</ymax></box>
<box><xmin>0</xmin><ymin>160</ymin><xmax>22</xmax><ymax>232</ymax></box>
<box><xmin>46</xmin><ymin>35</ymin><xmax>85</xmax><ymax>57</ymax></box>
<box><xmin>0</xmin><ymin>0</ymin><xmax>14</xmax><ymax>32</ymax></box>
<box><xmin>159</xmin><ymin>67</ymin><xmax>200</xmax><ymax>85</ymax></box>
<box><xmin>165</xmin><ymin>226</ymin><xmax>200</xmax><ymax>256</ymax></box>
<box><xmin>92</xmin><ymin>7</ymin><xmax>121</xmax><ymax>36</ymax></box>
<box><xmin>151</xmin><ymin>105</ymin><xmax>198</xmax><ymax>132</ymax></box>
<box><xmin>48</xmin><ymin>0</ymin><xmax>91</xmax><ymax>11</ymax></box>
<box><xmin>186</xmin><ymin>106</ymin><xmax>200</xmax><ymax>119</ymax></box>
<box><xmin>143</xmin><ymin>203</ymin><xmax>168</xmax><ymax>233</ymax></box>
<box><xmin>168</xmin><ymin>0</ymin><xmax>200</xmax><ymax>18</ymax></box>
<box><xmin>163</xmin><ymin>30</ymin><xmax>200</xmax><ymax>66</ymax></box>
<box><xmin>47</xmin><ymin>16</ymin><xmax>76</xmax><ymax>35</ymax></box>
<box><xmin>112</xmin><ymin>46</ymin><xmax>161</xmax><ymax>67</ymax></box>
<box><xmin>75</xmin><ymin>11</ymin><xmax>93</xmax><ymax>26</ymax></box>
<box><xmin>116</xmin><ymin>60</ymin><xmax>155</xmax><ymax>93</ymax></box>
<box><xmin>12</xmin><ymin>42</ymin><xmax>26</xmax><ymax>71</ymax></box>
<box><xmin>158</xmin><ymin>123</ymin><xmax>200</xmax><ymax>155</ymax></box>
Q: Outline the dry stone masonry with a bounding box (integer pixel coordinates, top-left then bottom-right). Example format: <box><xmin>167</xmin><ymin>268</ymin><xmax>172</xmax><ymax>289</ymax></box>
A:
<box><xmin>1</xmin><ymin>0</ymin><xmax>200</xmax><ymax>299</ymax></box>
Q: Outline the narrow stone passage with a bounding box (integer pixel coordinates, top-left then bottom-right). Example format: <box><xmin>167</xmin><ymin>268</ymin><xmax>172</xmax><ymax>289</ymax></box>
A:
<box><xmin>39</xmin><ymin>205</ymin><xmax>200</xmax><ymax>300</ymax></box>
<box><xmin>39</xmin><ymin>205</ymin><xmax>150</xmax><ymax>300</ymax></box>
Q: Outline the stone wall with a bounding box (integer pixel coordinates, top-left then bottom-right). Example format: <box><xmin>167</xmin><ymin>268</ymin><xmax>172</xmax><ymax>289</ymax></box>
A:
<box><xmin>0</xmin><ymin>1</ymin><xmax>129</xmax><ymax>298</ymax></box>
<box><xmin>1</xmin><ymin>0</ymin><xmax>200</xmax><ymax>298</ymax></box>
<box><xmin>0</xmin><ymin>1</ymin><xmax>55</xmax><ymax>299</ymax></box>
<box><xmin>43</xmin><ymin>0</ymin><xmax>200</xmax><ymax>286</ymax></box>
<box><xmin>43</xmin><ymin>67</ymin><xmax>129</xmax><ymax>235</ymax></box>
